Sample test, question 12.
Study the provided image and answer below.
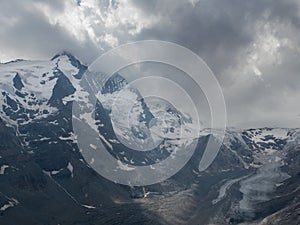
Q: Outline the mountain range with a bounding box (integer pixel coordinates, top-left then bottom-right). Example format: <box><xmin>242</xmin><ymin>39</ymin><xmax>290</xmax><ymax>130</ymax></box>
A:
<box><xmin>0</xmin><ymin>53</ymin><xmax>299</xmax><ymax>225</ymax></box>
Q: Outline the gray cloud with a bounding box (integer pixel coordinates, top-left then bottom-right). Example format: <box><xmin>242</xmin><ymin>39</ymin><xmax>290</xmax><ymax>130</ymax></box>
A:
<box><xmin>129</xmin><ymin>0</ymin><xmax>300</xmax><ymax>128</ymax></box>
<box><xmin>0</xmin><ymin>0</ymin><xmax>101</xmax><ymax>63</ymax></box>
<box><xmin>0</xmin><ymin>0</ymin><xmax>299</xmax><ymax>127</ymax></box>
<box><xmin>133</xmin><ymin>0</ymin><xmax>299</xmax><ymax>71</ymax></box>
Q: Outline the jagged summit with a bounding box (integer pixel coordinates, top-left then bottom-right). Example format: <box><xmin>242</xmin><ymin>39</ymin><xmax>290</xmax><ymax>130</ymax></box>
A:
<box><xmin>51</xmin><ymin>51</ymin><xmax>88</xmax><ymax>79</ymax></box>
<box><xmin>51</xmin><ymin>51</ymin><xmax>77</xmax><ymax>61</ymax></box>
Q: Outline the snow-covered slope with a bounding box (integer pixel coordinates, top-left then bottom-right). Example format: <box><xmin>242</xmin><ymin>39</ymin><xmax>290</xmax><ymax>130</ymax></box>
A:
<box><xmin>0</xmin><ymin>53</ymin><xmax>86</xmax><ymax>127</ymax></box>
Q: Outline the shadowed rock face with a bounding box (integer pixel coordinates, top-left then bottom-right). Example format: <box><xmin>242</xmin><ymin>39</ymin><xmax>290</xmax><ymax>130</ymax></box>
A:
<box><xmin>0</xmin><ymin>54</ymin><xmax>299</xmax><ymax>225</ymax></box>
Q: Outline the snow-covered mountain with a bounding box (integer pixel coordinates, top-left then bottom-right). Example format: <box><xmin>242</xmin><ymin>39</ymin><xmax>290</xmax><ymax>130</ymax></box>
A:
<box><xmin>0</xmin><ymin>52</ymin><xmax>85</xmax><ymax>125</ymax></box>
<box><xmin>0</xmin><ymin>54</ymin><xmax>299</xmax><ymax>225</ymax></box>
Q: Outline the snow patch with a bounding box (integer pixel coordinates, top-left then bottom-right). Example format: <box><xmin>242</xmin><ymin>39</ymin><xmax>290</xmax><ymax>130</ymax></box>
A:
<box><xmin>0</xmin><ymin>198</ymin><xmax>19</xmax><ymax>211</ymax></box>
<box><xmin>67</xmin><ymin>162</ymin><xmax>74</xmax><ymax>178</ymax></box>
<box><xmin>82</xmin><ymin>204</ymin><xmax>96</xmax><ymax>209</ymax></box>
<box><xmin>0</xmin><ymin>165</ymin><xmax>9</xmax><ymax>175</ymax></box>
<box><xmin>116</xmin><ymin>160</ymin><xmax>135</xmax><ymax>171</ymax></box>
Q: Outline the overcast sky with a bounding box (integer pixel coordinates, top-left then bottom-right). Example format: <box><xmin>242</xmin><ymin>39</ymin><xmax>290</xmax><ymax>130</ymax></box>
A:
<box><xmin>0</xmin><ymin>0</ymin><xmax>300</xmax><ymax>128</ymax></box>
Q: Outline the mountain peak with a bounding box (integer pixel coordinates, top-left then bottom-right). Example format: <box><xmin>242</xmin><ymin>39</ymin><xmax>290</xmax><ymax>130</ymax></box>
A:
<box><xmin>51</xmin><ymin>51</ymin><xmax>87</xmax><ymax>79</ymax></box>
<box><xmin>51</xmin><ymin>51</ymin><xmax>77</xmax><ymax>61</ymax></box>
